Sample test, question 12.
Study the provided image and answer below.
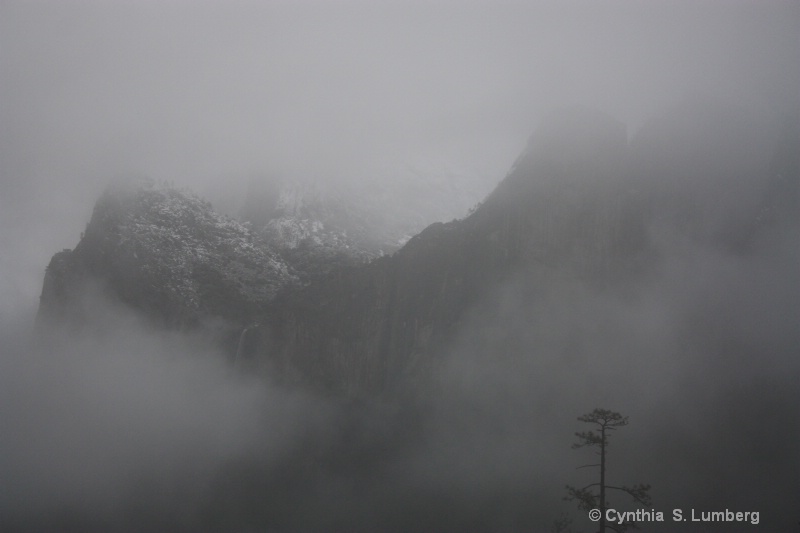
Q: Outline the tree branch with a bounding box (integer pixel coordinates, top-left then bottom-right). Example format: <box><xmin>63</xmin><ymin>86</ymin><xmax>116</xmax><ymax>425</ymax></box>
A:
<box><xmin>605</xmin><ymin>484</ymin><xmax>652</xmax><ymax>507</ymax></box>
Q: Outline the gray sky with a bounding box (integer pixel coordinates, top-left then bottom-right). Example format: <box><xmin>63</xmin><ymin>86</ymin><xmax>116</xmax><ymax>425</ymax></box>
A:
<box><xmin>2</xmin><ymin>0</ymin><xmax>799</xmax><ymax>318</ymax></box>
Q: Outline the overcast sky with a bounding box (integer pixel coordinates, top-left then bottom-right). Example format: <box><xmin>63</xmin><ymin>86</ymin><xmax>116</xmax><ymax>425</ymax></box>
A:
<box><xmin>2</xmin><ymin>0</ymin><xmax>799</xmax><ymax>321</ymax></box>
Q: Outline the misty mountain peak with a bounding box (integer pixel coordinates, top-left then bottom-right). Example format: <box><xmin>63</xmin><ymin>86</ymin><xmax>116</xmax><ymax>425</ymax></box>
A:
<box><xmin>39</xmin><ymin>179</ymin><xmax>296</xmax><ymax>329</ymax></box>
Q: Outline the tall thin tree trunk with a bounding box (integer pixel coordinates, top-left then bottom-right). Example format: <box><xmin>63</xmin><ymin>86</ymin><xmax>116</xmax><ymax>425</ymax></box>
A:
<box><xmin>600</xmin><ymin>426</ymin><xmax>606</xmax><ymax>533</ymax></box>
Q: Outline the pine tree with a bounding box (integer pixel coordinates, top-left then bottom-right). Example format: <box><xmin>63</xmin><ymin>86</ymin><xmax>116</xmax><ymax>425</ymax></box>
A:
<box><xmin>565</xmin><ymin>409</ymin><xmax>651</xmax><ymax>532</ymax></box>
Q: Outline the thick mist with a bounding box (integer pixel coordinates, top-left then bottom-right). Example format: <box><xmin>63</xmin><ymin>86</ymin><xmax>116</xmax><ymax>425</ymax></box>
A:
<box><xmin>2</xmin><ymin>1</ymin><xmax>800</xmax><ymax>532</ymax></box>
<box><xmin>3</xmin><ymin>0</ymin><xmax>799</xmax><ymax>310</ymax></box>
<box><xmin>3</xmin><ymin>214</ymin><xmax>797</xmax><ymax>531</ymax></box>
<box><xmin>0</xmin><ymin>290</ymin><xmax>339</xmax><ymax>531</ymax></box>
<box><xmin>423</xmin><ymin>223</ymin><xmax>799</xmax><ymax>531</ymax></box>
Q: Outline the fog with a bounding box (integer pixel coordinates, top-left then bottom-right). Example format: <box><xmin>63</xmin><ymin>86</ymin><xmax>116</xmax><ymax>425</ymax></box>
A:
<box><xmin>1</xmin><ymin>289</ymin><xmax>341</xmax><ymax>531</ymax></box>
<box><xmin>3</xmin><ymin>0</ymin><xmax>799</xmax><ymax>310</ymax></box>
<box><xmin>3</xmin><ymin>223</ymin><xmax>797</xmax><ymax>530</ymax></box>
<box><xmin>2</xmin><ymin>1</ymin><xmax>799</xmax><ymax>531</ymax></box>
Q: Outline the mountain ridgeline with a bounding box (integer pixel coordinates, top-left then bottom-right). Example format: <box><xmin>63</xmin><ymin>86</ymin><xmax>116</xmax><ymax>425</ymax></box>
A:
<box><xmin>38</xmin><ymin>103</ymin><xmax>798</xmax><ymax>398</ymax></box>
<box><xmin>257</xmin><ymin>108</ymin><xmax>642</xmax><ymax>395</ymax></box>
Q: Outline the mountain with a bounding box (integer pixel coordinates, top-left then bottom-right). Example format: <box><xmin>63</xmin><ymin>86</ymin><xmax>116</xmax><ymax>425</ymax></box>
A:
<box><xmin>29</xmin><ymin>102</ymin><xmax>800</xmax><ymax>532</ymax></box>
<box><xmin>237</xmin><ymin>160</ymin><xmax>495</xmax><ymax>283</ymax></box>
<box><xmin>236</xmin><ymin>103</ymin><xmax>797</xmax><ymax>396</ymax></box>
<box><xmin>251</xmin><ymin>107</ymin><xmax>647</xmax><ymax>395</ymax></box>
<box><xmin>37</xmin><ymin>103</ymin><xmax>796</xmax><ymax>396</ymax></box>
<box><xmin>37</xmin><ymin>179</ymin><xmax>297</xmax><ymax>330</ymax></box>
<box><xmin>241</xmin><ymin>178</ymin><xmax>399</xmax><ymax>283</ymax></box>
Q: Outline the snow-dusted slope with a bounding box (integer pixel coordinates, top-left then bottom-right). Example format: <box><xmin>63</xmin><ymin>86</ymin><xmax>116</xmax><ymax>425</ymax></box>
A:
<box><xmin>38</xmin><ymin>179</ymin><xmax>296</xmax><ymax>327</ymax></box>
<box><xmin>238</xmin><ymin>160</ymin><xmax>497</xmax><ymax>280</ymax></box>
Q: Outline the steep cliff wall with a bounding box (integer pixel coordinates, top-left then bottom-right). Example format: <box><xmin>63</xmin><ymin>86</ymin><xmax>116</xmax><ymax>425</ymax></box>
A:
<box><xmin>36</xmin><ymin>103</ymin><xmax>792</xmax><ymax>400</ymax></box>
<box><xmin>257</xmin><ymin>108</ymin><xmax>647</xmax><ymax>396</ymax></box>
<box><xmin>254</xmin><ymin>103</ymin><xmax>792</xmax><ymax>397</ymax></box>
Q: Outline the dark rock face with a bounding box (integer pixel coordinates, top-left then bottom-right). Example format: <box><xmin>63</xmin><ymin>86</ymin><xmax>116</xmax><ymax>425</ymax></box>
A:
<box><xmin>258</xmin><ymin>108</ymin><xmax>647</xmax><ymax>396</ymax></box>
<box><xmin>254</xmin><ymin>103</ymin><xmax>795</xmax><ymax>396</ymax></box>
<box><xmin>38</xmin><ymin>179</ymin><xmax>296</xmax><ymax>330</ymax></box>
<box><xmin>27</xmin><ymin>103</ymin><xmax>800</xmax><ymax>532</ymax></box>
<box><xmin>37</xmin><ymin>249</ymin><xmax>86</xmax><ymax>325</ymax></box>
<box><xmin>37</xmin><ymin>103</ymin><xmax>796</xmax><ymax>398</ymax></box>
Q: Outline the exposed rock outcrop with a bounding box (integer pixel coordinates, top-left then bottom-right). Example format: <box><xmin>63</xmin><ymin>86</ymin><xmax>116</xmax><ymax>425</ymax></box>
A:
<box><xmin>257</xmin><ymin>108</ymin><xmax>646</xmax><ymax>396</ymax></box>
<box><xmin>37</xmin><ymin>179</ymin><xmax>296</xmax><ymax>330</ymax></box>
<box><xmin>37</xmin><ymin>102</ymin><xmax>796</xmax><ymax>399</ymax></box>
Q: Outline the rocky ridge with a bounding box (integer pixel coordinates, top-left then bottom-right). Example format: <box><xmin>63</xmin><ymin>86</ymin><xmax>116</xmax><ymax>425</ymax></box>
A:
<box><xmin>37</xmin><ymin>103</ymin><xmax>798</xmax><ymax>398</ymax></box>
<box><xmin>38</xmin><ymin>179</ymin><xmax>296</xmax><ymax>329</ymax></box>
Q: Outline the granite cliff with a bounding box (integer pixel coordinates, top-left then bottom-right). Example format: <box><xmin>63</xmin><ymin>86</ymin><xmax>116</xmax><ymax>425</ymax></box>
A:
<box><xmin>255</xmin><ymin>108</ymin><xmax>645</xmax><ymax>395</ymax></box>
<box><xmin>37</xmin><ymin>103</ymin><xmax>797</xmax><ymax>398</ymax></box>
<box><xmin>234</xmin><ymin>103</ymin><xmax>797</xmax><ymax>396</ymax></box>
<box><xmin>37</xmin><ymin>180</ymin><xmax>297</xmax><ymax>330</ymax></box>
